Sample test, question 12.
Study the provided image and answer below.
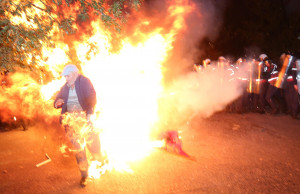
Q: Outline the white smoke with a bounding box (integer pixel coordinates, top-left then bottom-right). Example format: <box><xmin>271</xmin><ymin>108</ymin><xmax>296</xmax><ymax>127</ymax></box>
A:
<box><xmin>151</xmin><ymin>0</ymin><xmax>243</xmax><ymax>127</ymax></box>
<box><xmin>158</xmin><ymin>62</ymin><xmax>246</xmax><ymax>128</ymax></box>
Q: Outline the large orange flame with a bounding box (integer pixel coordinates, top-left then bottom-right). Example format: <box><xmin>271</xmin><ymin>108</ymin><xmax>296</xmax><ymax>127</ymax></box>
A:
<box><xmin>2</xmin><ymin>0</ymin><xmax>196</xmax><ymax>177</ymax></box>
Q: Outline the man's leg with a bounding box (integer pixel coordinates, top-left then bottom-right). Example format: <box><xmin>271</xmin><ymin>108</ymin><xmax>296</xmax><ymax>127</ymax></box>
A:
<box><xmin>86</xmin><ymin>131</ymin><xmax>104</xmax><ymax>163</ymax></box>
<box><xmin>75</xmin><ymin>149</ymin><xmax>89</xmax><ymax>187</ymax></box>
<box><xmin>65</xmin><ymin>126</ymin><xmax>89</xmax><ymax>187</ymax></box>
<box><xmin>265</xmin><ymin>85</ymin><xmax>279</xmax><ymax>114</ymax></box>
<box><xmin>289</xmin><ymin>84</ymin><xmax>299</xmax><ymax>118</ymax></box>
<box><xmin>258</xmin><ymin>82</ymin><xmax>268</xmax><ymax>113</ymax></box>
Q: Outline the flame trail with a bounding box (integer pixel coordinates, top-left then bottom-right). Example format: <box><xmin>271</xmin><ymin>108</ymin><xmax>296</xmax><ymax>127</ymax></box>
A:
<box><xmin>1</xmin><ymin>0</ymin><xmax>244</xmax><ymax>177</ymax></box>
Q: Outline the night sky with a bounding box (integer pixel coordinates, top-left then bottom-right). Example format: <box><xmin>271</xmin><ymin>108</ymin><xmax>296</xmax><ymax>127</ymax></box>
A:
<box><xmin>197</xmin><ymin>0</ymin><xmax>300</xmax><ymax>64</ymax></box>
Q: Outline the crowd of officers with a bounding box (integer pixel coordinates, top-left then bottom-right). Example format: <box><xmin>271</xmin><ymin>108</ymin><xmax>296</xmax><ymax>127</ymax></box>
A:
<box><xmin>193</xmin><ymin>53</ymin><xmax>300</xmax><ymax>119</ymax></box>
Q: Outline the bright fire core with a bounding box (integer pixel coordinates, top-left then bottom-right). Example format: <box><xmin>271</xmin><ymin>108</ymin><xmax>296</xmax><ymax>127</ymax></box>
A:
<box><xmin>4</xmin><ymin>0</ymin><xmax>195</xmax><ymax>178</ymax></box>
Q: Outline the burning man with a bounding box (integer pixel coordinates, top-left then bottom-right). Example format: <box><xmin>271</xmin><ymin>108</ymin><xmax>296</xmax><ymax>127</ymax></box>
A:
<box><xmin>54</xmin><ymin>64</ymin><xmax>101</xmax><ymax>187</ymax></box>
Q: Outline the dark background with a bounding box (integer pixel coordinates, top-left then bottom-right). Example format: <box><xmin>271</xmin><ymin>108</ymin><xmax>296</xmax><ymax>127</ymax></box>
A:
<box><xmin>197</xmin><ymin>0</ymin><xmax>300</xmax><ymax>64</ymax></box>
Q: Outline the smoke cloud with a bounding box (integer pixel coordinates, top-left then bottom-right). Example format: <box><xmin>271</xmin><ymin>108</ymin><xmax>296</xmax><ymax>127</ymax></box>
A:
<box><xmin>157</xmin><ymin>63</ymin><xmax>245</xmax><ymax>129</ymax></box>
<box><xmin>138</xmin><ymin>0</ymin><xmax>241</xmax><ymax>128</ymax></box>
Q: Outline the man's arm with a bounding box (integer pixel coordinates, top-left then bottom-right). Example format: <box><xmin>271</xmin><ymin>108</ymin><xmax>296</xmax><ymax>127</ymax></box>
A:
<box><xmin>54</xmin><ymin>87</ymin><xmax>64</xmax><ymax>109</ymax></box>
<box><xmin>81</xmin><ymin>77</ymin><xmax>96</xmax><ymax>114</ymax></box>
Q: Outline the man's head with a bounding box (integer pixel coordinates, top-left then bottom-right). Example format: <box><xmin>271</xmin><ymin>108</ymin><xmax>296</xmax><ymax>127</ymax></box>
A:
<box><xmin>259</xmin><ymin>54</ymin><xmax>268</xmax><ymax>61</ymax></box>
<box><xmin>280</xmin><ymin>53</ymin><xmax>286</xmax><ymax>64</ymax></box>
<box><xmin>61</xmin><ymin>64</ymin><xmax>79</xmax><ymax>86</ymax></box>
<box><xmin>218</xmin><ymin>56</ymin><xmax>226</xmax><ymax>62</ymax></box>
<box><xmin>204</xmin><ymin>58</ymin><xmax>211</xmax><ymax>65</ymax></box>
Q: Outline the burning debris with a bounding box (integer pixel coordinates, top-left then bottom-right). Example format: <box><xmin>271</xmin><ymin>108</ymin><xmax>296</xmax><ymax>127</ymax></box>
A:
<box><xmin>36</xmin><ymin>154</ymin><xmax>52</xmax><ymax>168</ymax></box>
<box><xmin>157</xmin><ymin>130</ymin><xmax>196</xmax><ymax>161</ymax></box>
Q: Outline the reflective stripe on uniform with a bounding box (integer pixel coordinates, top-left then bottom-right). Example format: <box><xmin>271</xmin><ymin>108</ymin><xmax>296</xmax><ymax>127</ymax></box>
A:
<box><xmin>268</xmin><ymin>77</ymin><xmax>278</xmax><ymax>82</ymax></box>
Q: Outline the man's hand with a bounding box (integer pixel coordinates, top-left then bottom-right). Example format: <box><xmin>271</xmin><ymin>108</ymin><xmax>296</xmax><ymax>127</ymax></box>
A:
<box><xmin>86</xmin><ymin>114</ymin><xmax>94</xmax><ymax>127</ymax></box>
<box><xmin>87</xmin><ymin>114</ymin><xmax>93</xmax><ymax>122</ymax></box>
<box><xmin>294</xmin><ymin>84</ymin><xmax>298</xmax><ymax>93</ymax></box>
<box><xmin>55</xmin><ymin>98</ymin><xmax>64</xmax><ymax>108</ymax></box>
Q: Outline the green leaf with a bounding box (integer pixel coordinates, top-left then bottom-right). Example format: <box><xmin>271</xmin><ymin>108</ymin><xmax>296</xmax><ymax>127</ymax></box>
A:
<box><xmin>65</xmin><ymin>0</ymin><xmax>70</xmax><ymax>7</ymax></box>
<box><xmin>1</xmin><ymin>25</ymin><xmax>8</xmax><ymax>33</ymax></box>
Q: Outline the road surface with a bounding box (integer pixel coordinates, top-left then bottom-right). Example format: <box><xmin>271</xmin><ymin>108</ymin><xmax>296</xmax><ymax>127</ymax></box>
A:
<box><xmin>0</xmin><ymin>112</ymin><xmax>299</xmax><ymax>193</ymax></box>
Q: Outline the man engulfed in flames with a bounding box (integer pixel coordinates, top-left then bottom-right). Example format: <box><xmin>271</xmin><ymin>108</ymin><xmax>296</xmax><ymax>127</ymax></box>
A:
<box><xmin>1</xmin><ymin>0</ymin><xmax>235</xmax><ymax>188</ymax></box>
<box><xmin>54</xmin><ymin>64</ymin><xmax>103</xmax><ymax>187</ymax></box>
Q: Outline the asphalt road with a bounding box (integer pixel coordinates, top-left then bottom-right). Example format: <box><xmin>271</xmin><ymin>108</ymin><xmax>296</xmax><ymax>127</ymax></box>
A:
<box><xmin>0</xmin><ymin>112</ymin><xmax>299</xmax><ymax>193</ymax></box>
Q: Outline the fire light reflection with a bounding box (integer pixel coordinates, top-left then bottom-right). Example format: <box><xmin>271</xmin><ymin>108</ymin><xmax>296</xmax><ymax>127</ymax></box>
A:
<box><xmin>4</xmin><ymin>0</ymin><xmax>195</xmax><ymax>178</ymax></box>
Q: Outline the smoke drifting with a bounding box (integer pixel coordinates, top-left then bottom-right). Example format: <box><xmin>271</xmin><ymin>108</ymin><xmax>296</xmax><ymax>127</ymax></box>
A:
<box><xmin>157</xmin><ymin>64</ymin><xmax>245</xmax><ymax>129</ymax></box>
<box><xmin>163</xmin><ymin>0</ymin><xmax>227</xmax><ymax>78</ymax></box>
<box><xmin>135</xmin><ymin>0</ymin><xmax>242</xmax><ymax>128</ymax></box>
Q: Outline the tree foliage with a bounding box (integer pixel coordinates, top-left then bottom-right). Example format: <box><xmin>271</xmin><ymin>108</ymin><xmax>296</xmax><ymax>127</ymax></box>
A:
<box><xmin>0</xmin><ymin>0</ymin><xmax>143</xmax><ymax>75</ymax></box>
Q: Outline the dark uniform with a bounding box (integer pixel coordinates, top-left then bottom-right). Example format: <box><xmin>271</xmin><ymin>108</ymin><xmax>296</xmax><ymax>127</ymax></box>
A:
<box><xmin>265</xmin><ymin>63</ymin><xmax>281</xmax><ymax>114</ymax></box>
<box><xmin>233</xmin><ymin>58</ymin><xmax>249</xmax><ymax>113</ymax></box>
<box><xmin>252</xmin><ymin>56</ymin><xmax>271</xmax><ymax>113</ymax></box>
<box><xmin>284</xmin><ymin>58</ymin><xmax>299</xmax><ymax>118</ymax></box>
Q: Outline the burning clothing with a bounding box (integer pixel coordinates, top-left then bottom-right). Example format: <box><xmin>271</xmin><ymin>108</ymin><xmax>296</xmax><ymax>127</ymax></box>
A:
<box><xmin>54</xmin><ymin>72</ymin><xmax>100</xmax><ymax>181</ymax></box>
<box><xmin>65</xmin><ymin>123</ymin><xmax>100</xmax><ymax>179</ymax></box>
<box><xmin>54</xmin><ymin>74</ymin><xmax>96</xmax><ymax>118</ymax></box>
<box><xmin>158</xmin><ymin>130</ymin><xmax>195</xmax><ymax>160</ymax></box>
